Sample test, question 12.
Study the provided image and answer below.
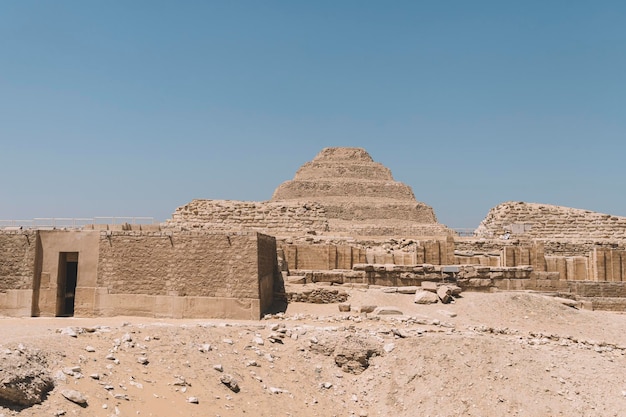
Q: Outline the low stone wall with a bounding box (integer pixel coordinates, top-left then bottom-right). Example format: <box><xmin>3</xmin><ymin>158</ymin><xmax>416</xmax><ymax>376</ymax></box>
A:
<box><xmin>475</xmin><ymin>201</ymin><xmax>626</xmax><ymax>241</ymax></box>
<box><xmin>285</xmin><ymin>286</ymin><xmax>349</xmax><ymax>304</ymax></box>
<box><xmin>289</xmin><ymin>264</ymin><xmax>533</xmax><ymax>291</ymax></box>
<box><xmin>164</xmin><ymin>200</ymin><xmax>329</xmax><ymax>234</ymax></box>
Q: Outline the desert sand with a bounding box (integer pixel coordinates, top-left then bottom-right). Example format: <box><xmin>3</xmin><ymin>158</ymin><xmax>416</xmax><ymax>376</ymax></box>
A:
<box><xmin>1</xmin><ymin>289</ymin><xmax>626</xmax><ymax>417</ymax></box>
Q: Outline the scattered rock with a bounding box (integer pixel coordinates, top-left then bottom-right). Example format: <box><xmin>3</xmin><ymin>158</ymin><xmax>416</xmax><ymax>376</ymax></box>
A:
<box><xmin>220</xmin><ymin>374</ymin><xmax>240</xmax><ymax>393</ymax></box>
<box><xmin>59</xmin><ymin>327</ymin><xmax>78</xmax><ymax>338</ymax></box>
<box><xmin>391</xmin><ymin>328</ymin><xmax>408</xmax><ymax>338</ymax></box>
<box><xmin>338</xmin><ymin>303</ymin><xmax>351</xmax><ymax>312</ymax></box>
<box><xmin>414</xmin><ymin>290</ymin><xmax>439</xmax><ymax>304</ymax></box>
<box><xmin>0</xmin><ymin>347</ymin><xmax>54</xmax><ymax>406</ymax></box>
<box><xmin>333</xmin><ymin>335</ymin><xmax>381</xmax><ymax>374</ymax></box>
<box><xmin>437</xmin><ymin>285</ymin><xmax>453</xmax><ymax>304</ymax></box>
<box><xmin>60</xmin><ymin>389</ymin><xmax>87</xmax><ymax>406</ymax></box>
<box><xmin>421</xmin><ymin>281</ymin><xmax>438</xmax><ymax>293</ymax></box>
<box><xmin>358</xmin><ymin>305</ymin><xmax>377</xmax><ymax>313</ymax></box>
<box><xmin>373</xmin><ymin>306</ymin><xmax>404</xmax><ymax>316</ymax></box>
<box><xmin>397</xmin><ymin>286</ymin><xmax>419</xmax><ymax>294</ymax></box>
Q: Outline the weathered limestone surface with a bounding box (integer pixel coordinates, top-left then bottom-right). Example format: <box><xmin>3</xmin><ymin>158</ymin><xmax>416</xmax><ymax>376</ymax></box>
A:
<box><xmin>272</xmin><ymin>147</ymin><xmax>450</xmax><ymax>236</ymax></box>
<box><xmin>0</xmin><ymin>231</ymin><xmax>37</xmax><ymax>316</ymax></box>
<box><xmin>165</xmin><ymin>148</ymin><xmax>451</xmax><ymax>237</ymax></box>
<box><xmin>0</xmin><ymin>231</ymin><xmax>36</xmax><ymax>292</ymax></box>
<box><xmin>475</xmin><ymin>201</ymin><xmax>626</xmax><ymax>241</ymax></box>
<box><xmin>92</xmin><ymin>231</ymin><xmax>276</xmax><ymax>319</ymax></box>
<box><xmin>164</xmin><ymin>200</ymin><xmax>330</xmax><ymax>234</ymax></box>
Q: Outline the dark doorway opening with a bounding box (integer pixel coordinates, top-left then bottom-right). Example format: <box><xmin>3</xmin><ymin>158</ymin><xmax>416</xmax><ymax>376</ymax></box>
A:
<box><xmin>57</xmin><ymin>252</ymin><xmax>78</xmax><ymax>317</ymax></box>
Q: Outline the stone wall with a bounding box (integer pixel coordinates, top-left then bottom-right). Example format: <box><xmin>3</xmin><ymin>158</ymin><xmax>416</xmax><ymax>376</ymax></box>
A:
<box><xmin>0</xmin><ymin>230</ymin><xmax>37</xmax><ymax>316</ymax></box>
<box><xmin>0</xmin><ymin>230</ymin><xmax>36</xmax><ymax>291</ymax></box>
<box><xmin>164</xmin><ymin>200</ymin><xmax>329</xmax><ymax>234</ymax></box>
<box><xmin>280</xmin><ymin>238</ymin><xmax>455</xmax><ymax>272</ymax></box>
<box><xmin>282</xmin><ymin>245</ymin><xmax>367</xmax><ymax>270</ymax></box>
<box><xmin>92</xmin><ymin>231</ymin><xmax>274</xmax><ymax>319</ymax></box>
<box><xmin>0</xmin><ymin>229</ymin><xmax>277</xmax><ymax>320</ymax></box>
<box><xmin>475</xmin><ymin>201</ymin><xmax>626</xmax><ymax>241</ymax></box>
<box><xmin>288</xmin><ymin>263</ymin><xmax>531</xmax><ymax>291</ymax></box>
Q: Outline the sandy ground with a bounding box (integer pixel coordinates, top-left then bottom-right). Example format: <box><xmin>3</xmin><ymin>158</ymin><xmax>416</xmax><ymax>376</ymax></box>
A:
<box><xmin>2</xmin><ymin>289</ymin><xmax>626</xmax><ymax>417</ymax></box>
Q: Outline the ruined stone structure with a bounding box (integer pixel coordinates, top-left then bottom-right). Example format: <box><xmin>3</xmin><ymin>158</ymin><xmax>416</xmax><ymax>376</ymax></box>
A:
<box><xmin>165</xmin><ymin>147</ymin><xmax>451</xmax><ymax>237</ymax></box>
<box><xmin>271</xmin><ymin>147</ymin><xmax>449</xmax><ymax>236</ymax></box>
<box><xmin>0</xmin><ymin>228</ymin><xmax>276</xmax><ymax>319</ymax></box>
<box><xmin>4</xmin><ymin>147</ymin><xmax>626</xmax><ymax>317</ymax></box>
<box><xmin>475</xmin><ymin>201</ymin><xmax>626</xmax><ymax>241</ymax></box>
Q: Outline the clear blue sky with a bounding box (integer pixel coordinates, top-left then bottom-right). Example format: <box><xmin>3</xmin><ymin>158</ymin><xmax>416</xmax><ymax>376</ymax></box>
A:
<box><xmin>2</xmin><ymin>1</ymin><xmax>625</xmax><ymax>229</ymax></box>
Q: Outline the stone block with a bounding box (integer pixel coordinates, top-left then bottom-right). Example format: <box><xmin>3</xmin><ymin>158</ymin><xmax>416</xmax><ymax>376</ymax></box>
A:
<box><xmin>414</xmin><ymin>290</ymin><xmax>439</xmax><ymax>304</ymax></box>
<box><xmin>397</xmin><ymin>286</ymin><xmax>419</xmax><ymax>294</ymax></box>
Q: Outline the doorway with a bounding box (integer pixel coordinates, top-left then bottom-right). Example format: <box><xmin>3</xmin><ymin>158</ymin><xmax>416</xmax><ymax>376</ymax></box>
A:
<box><xmin>57</xmin><ymin>252</ymin><xmax>78</xmax><ymax>316</ymax></box>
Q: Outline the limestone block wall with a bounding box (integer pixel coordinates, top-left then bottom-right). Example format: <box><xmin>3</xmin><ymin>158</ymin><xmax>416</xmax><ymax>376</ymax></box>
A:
<box><xmin>545</xmin><ymin>256</ymin><xmax>590</xmax><ymax>281</ymax></box>
<box><xmin>91</xmin><ymin>231</ymin><xmax>274</xmax><ymax>319</ymax></box>
<box><xmin>281</xmin><ymin>238</ymin><xmax>455</xmax><ymax>272</ymax></box>
<box><xmin>475</xmin><ymin>201</ymin><xmax>626</xmax><ymax>241</ymax></box>
<box><xmin>164</xmin><ymin>200</ymin><xmax>329</xmax><ymax>234</ymax></box>
<box><xmin>0</xmin><ymin>230</ymin><xmax>36</xmax><ymax>291</ymax></box>
<box><xmin>0</xmin><ymin>230</ymin><xmax>37</xmax><ymax>316</ymax></box>
<box><xmin>289</xmin><ymin>264</ymin><xmax>532</xmax><ymax>289</ymax></box>
<box><xmin>591</xmin><ymin>248</ymin><xmax>626</xmax><ymax>282</ymax></box>
<box><xmin>282</xmin><ymin>245</ymin><xmax>367</xmax><ymax>271</ymax></box>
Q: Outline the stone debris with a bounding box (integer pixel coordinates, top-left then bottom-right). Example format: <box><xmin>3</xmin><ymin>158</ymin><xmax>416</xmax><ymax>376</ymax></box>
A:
<box><xmin>391</xmin><ymin>328</ymin><xmax>408</xmax><ymax>338</ymax></box>
<box><xmin>373</xmin><ymin>306</ymin><xmax>404</xmax><ymax>316</ymax></box>
<box><xmin>287</xmin><ymin>287</ymin><xmax>349</xmax><ymax>304</ymax></box>
<box><xmin>0</xmin><ymin>347</ymin><xmax>54</xmax><ymax>406</ymax></box>
<box><xmin>333</xmin><ymin>335</ymin><xmax>382</xmax><ymax>375</ymax></box>
<box><xmin>397</xmin><ymin>286</ymin><xmax>419</xmax><ymax>294</ymax></box>
<box><xmin>437</xmin><ymin>285</ymin><xmax>454</xmax><ymax>304</ymax></box>
<box><xmin>438</xmin><ymin>310</ymin><xmax>457</xmax><ymax>318</ymax></box>
<box><xmin>61</xmin><ymin>389</ymin><xmax>87</xmax><ymax>405</ymax></box>
<box><xmin>220</xmin><ymin>374</ymin><xmax>240</xmax><ymax>393</ymax></box>
<box><xmin>358</xmin><ymin>305</ymin><xmax>377</xmax><ymax>313</ymax></box>
<box><xmin>414</xmin><ymin>290</ymin><xmax>440</xmax><ymax>304</ymax></box>
<box><xmin>59</xmin><ymin>327</ymin><xmax>78</xmax><ymax>338</ymax></box>
<box><xmin>338</xmin><ymin>303</ymin><xmax>351</xmax><ymax>312</ymax></box>
<box><xmin>187</xmin><ymin>396</ymin><xmax>199</xmax><ymax>404</ymax></box>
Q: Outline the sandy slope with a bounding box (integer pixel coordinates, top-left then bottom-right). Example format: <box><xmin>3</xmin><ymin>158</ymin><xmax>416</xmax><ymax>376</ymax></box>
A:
<box><xmin>1</xmin><ymin>290</ymin><xmax>626</xmax><ymax>417</ymax></box>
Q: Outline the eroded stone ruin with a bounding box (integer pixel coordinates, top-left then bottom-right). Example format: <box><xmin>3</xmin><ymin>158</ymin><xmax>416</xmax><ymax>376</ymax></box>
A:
<box><xmin>3</xmin><ymin>146</ymin><xmax>626</xmax><ymax>319</ymax></box>
<box><xmin>164</xmin><ymin>147</ymin><xmax>450</xmax><ymax>237</ymax></box>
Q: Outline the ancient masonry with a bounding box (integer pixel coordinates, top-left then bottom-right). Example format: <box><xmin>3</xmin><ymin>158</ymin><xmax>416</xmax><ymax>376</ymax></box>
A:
<box><xmin>165</xmin><ymin>147</ymin><xmax>450</xmax><ymax>237</ymax></box>
<box><xmin>3</xmin><ymin>147</ymin><xmax>626</xmax><ymax>319</ymax></box>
